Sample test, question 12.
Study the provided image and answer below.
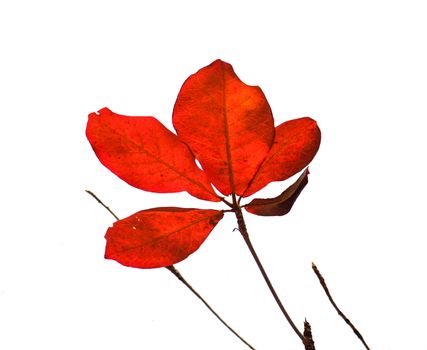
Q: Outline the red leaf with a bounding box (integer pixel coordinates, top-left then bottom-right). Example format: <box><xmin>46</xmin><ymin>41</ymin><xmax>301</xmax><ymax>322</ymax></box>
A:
<box><xmin>243</xmin><ymin>117</ymin><xmax>320</xmax><ymax>197</ymax></box>
<box><xmin>86</xmin><ymin>108</ymin><xmax>220</xmax><ymax>202</ymax></box>
<box><xmin>245</xmin><ymin>168</ymin><xmax>309</xmax><ymax>216</ymax></box>
<box><xmin>105</xmin><ymin>208</ymin><xmax>224</xmax><ymax>268</ymax></box>
<box><xmin>173</xmin><ymin>59</ymin><xmax>275</xmax><ymax>196</ymax></box>
<box><xmin>87</xmin><ymin>60</ymin><xmax>322</xmax><ymax>268</ymax></box>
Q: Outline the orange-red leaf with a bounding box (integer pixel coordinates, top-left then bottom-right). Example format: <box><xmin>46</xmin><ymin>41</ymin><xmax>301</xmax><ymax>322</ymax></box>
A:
<box><xmin>86</xmin><ymin>108</ymin><xmax>220</xmax><ymax>202</ymax></box>
<box><xmin>244</xmin><ymin>117</ymin><xmax>320</xmax><ymax>196</ymax></box>
<box><xmin>105</xmin><ymin>208</ymin><xmax>224</xmax><ymax>268</ymax></box>
<box><xmin>245</xmin><ymin>168</ymin><xmax>309</xmax><ymax>216</ymax></box>
<box><xmin>173</xmin><ymin>60</ymin><xmax>274</xmax><ymax>196</ymax></box>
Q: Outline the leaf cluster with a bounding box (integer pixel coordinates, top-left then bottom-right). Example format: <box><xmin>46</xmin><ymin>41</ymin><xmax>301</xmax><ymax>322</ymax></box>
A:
<box><xmin>86</xmin><ymin>59</ymin><xmax>320</xmax><ymax>269</ymax></box>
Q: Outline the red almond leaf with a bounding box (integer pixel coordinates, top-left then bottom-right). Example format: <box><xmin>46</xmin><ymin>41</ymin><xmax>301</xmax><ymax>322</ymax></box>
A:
<box><xmin>245</xmin><ymin>168</ymin><xmax>309</xmax><ymax>216</ymax></box>
<box><xmin>173</xmin><ymin>59</ymin><xmax>275</xmax><ymax>196</ymax></box>
<box><xmin>105</xmin><ymin>208</ymin><xmax>224</xmax><ymax>268</ymax></box>
<box><xmin>243</xmin><ymin>117</ymin><xmax>320</xmax><ymax>197</ymax></box>
<box><xmin>86</xmin><ymin>108</ymin><xmax>220</xmax><ymax>202</ymax></box>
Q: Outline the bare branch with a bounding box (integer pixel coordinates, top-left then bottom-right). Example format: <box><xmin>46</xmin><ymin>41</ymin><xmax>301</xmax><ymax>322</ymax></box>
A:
<box><xmin>312</xmin><ymin>262</ymin><xmax>371</xmax><ymax>350</ymax></box>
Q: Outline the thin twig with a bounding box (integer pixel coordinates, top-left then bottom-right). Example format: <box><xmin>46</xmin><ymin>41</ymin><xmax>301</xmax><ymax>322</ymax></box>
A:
<box><xmin>232</xmin><ymin>194</ymin><xmax>311</xmax><ymax>347</ymax></box>
<box><xmin>166</xmin><ymin>266</ymin><xmax>256</xmax><ymax>350</ymax></box>
<box><xmin>85</xmin><ymin>190</ymin><xmax>119</xmax><ymax>220</ymax></box>
<box><xmin>312</xmin><ymin>262</ymin><xmax>371</xmax><ymax>350</ymax></box>
<box><xmin>86</xmin><ymin>189</ymin><xmax>255</xmax><ymax>350</ymax></box>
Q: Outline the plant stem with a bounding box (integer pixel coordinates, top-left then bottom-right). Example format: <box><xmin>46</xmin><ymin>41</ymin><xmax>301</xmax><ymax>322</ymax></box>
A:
<box><xmin>312</xmin><ymin>262</ymin><xmax>371</xmax><ymax>350</ymax></box>
<box><xmin>231</xmin><ymin>194</ymin><xmax>305</xmax><ymax>343</ymax></box>
<box><xmin>86</xmin><ymin>190</ymin><xmax>120</xmax><ymax>220</ymax></box>
<box><xmin>86</xmin><ymin>190</ymin><xmax>255</xmax><ymax>350</ymax></box>
<box><xmin>166</xmin><ymin>265</ymin><xmax>256</xmax><ymax>350</ymax></box>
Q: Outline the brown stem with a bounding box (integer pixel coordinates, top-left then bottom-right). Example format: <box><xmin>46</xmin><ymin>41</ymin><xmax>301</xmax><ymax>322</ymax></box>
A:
<box><xmin>86</xmin><ymin>190</ymin><xmax>256</xmax><ymax>350</ymax></box>
<box><xmin>312</xmin><ymin>262</ymin><xmax>371</xmax><ymax>350</ymax></box>
<box><xmin>232</xmin><ymin>194</ymin><xmax>307</xmax><ymax>345</ymax></box>
<box><xmin>166</xmin><ymin>266</ymin><xmax>256</xmax><ymax>350</ymax></box>
<box><xmin>86</xmin><ymin>190</ymin><xmax>119</xmax><ymax>220</ymax></box>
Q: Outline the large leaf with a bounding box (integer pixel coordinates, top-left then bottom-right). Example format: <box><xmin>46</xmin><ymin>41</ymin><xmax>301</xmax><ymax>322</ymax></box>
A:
<box><xmin>105</xmin><ymin>208</ymin><xmax>224</xmax><ymax>268</ymax></box>
<box><xmin>243</xmin><ymin>117</ymin><xmax>320</xmax><ymax>196</ymax></box>
<box><xmin>173</xmin><ymin>60</ymin><xmax>275</xmax><ymax>196</ymax></box>
<box><xmin>245</xmin><ymin>168</ymin><xmax>309</xmax><ymax>216</ymax></box>
<box><xmin>86</xmin><ymin>108</ymin><xmax>220</xmax><ymax>202</ymax></box>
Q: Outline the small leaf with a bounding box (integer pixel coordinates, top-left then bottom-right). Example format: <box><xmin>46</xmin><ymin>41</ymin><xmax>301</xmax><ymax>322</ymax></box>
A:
<box><xmin>173</xmin><ymin>59</ymin><xmax>275</xmax><ymax>196</ymax></box>
<box><xmin>245</xmin><ymin>168</ymin><xmax>309</xmax><ymax>216</ymax></box>
<box><xmin>244</xmin><ymin>117</ymin><xmax>320</xmax><ymax>196</ymax></box>
<box><xmin>86</xmin><ymin>108</ymin><xmax>220</xmax><ymax>202</ymax></box>
<box><xmin>105</xmin><ymin>208</ymin><xmax>224</xmax><ymax>268</ymax></box>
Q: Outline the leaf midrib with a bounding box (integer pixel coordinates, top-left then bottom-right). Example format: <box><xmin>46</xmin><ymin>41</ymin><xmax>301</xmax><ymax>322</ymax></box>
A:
<box><xmin>112</xmin><ymin>211</ymin><xmax>222</xmax><ymax>253</ymax></box>
<box><xmin>101</xmin><ymin>121</ymin><xmax>218</xmax><ymax>198</ymax></box>
<box><xmin>221</xmin><ymin>66</ymin><xmax>236</xmax><ymax>194</ymax></box>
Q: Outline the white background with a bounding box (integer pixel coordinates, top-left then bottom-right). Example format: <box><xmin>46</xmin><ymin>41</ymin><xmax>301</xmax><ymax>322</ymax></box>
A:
<box><xmin>1</xmin><ymin>1</ymin><xmax>426</xmax><ymax>349</ymax></box>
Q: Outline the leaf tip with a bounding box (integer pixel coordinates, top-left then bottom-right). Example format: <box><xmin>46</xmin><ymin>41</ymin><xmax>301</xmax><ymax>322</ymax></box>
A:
<box><xmin>211</xmin><ymin>58</ymin><xmax>229</xmax><ymax>66</ymax></box>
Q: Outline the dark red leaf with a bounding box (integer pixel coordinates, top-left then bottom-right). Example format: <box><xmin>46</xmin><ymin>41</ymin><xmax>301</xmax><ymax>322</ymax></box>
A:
<box><xmin>245</xmin><ymin>168</ymin><xmax>309</xmax><ymax>216</ymax></box>
<box><xmin>105</xmin><ymin>208</ymin><xmax>224</xmax><ymax>268</ymax></box>
<box><xmin>86</xmin><ymin>108</ymin><xmax>220</xmax><ymax>202</ymax></box>
<box><xmin>173</xmin><ymin>59</ymin><xmax>275</xmax><ymax>196</ymax></box>
<box><xmin>243</xmin><ymin>117</ymin><xmax>320</xmax><ymax>197</ymax></box>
